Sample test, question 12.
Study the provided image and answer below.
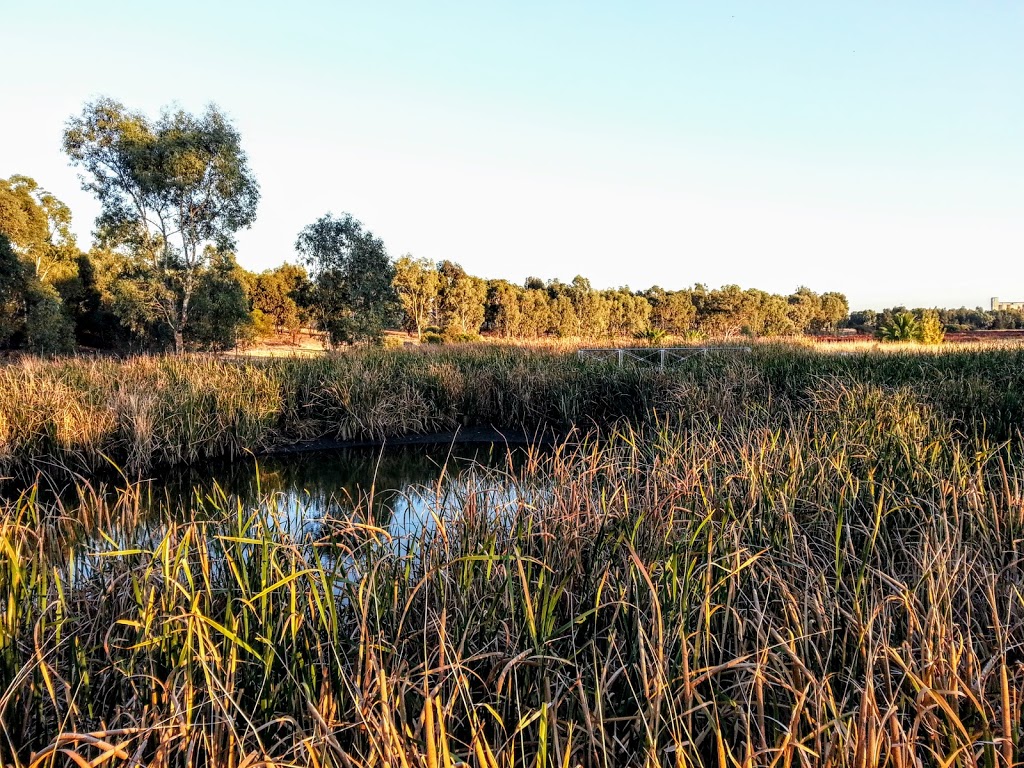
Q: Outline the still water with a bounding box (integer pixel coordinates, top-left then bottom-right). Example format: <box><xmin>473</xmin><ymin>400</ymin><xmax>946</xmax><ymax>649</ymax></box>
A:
<box><xmin>14</xmin><ymin>441</ymin><xmax>532</xmax><ymax>546</ymax></box>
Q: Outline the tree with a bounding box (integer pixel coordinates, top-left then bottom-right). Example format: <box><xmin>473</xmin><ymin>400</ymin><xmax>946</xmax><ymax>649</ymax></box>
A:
<box><xmin>847</xmin><ymin>309</ymin><xmax>878</xmax><ymax>333</ymax></box>
<box><xmin>0</xmin><ymin>234</ymin><xmax>28</xmax><ymax>346</ymax></box>
<box><xmin>185</xmin><ymin>249</ymin><xmax>252</xmax><ymax>350</ymax></box>
<box><xmin>437</xmin><ymin>261</ymin><xmax>486</xmax><ymax>336</ymax></box>
<box><xmin>646</xmin><ymin>287</ymin><xmax>696</xmax><ymax>335</ymax></box>
<box><xmin>0</xmin><ymin>233</ymin><xmax>75</xmax><ymax>353</ymax></box>
<box><xmin>296</xmin><ymin>213</ymin><xmax>399</xmax><ymax>345</ymax></box>
<box><xmin>63</xmin><ymin>97</ymin><xmax>259</xmax><ymax>353</ymax></box>
<box><xmin>485</xmin><ymin>279</ymin><xmax>523</xmax><ymax>337</ymax></box>
<box><xmin>245</xmin><ymin>264</ymin><xmax>309</xmax><ymax>342</ymax></box>
<box><xmin>393</xmin><ymin>255</ymin><xmax>439</xmax><ymax>339</ymax></box>
<box><xmin>0</xmin><ymin>175</ymin><xmax>79</xmax><ymax>283</ymax></box>
<box><xmin>877</xmin><ymin>312</ymin><xmax>919</xmax><ymax>342</ymax></box>
<box><xmin>817</xmin><ymin>292</ymin><xmax>849</xmax><ymax>332</ymax></box>
<box><xmin>604</xmin><ymin>288</ymin><xmax>651</xmax><ymax>337</ymax></box>
<box><xmin>916</xmin><ymin>309</ymin><xmax>945</xmax><ymax>344</ymax></box>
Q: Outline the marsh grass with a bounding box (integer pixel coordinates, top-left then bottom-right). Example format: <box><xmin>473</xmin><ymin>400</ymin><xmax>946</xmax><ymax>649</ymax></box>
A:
<box><xmin>5</xmin><ymin>344</ymin><xmax>1024</xmax><ymax>476</ymax></box>
<box><xmin>1</xmin><ymin>369</ymin><xmax>1023</xmax><ymax>766</ymax></box>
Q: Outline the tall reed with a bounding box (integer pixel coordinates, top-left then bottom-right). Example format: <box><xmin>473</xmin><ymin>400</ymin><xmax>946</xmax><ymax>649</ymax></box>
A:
<box><xmin>1</xmin><ymin>376</ymin><xmax>1022</xmax><ymax>766</ymax></box>
<box><xmin>5</xmin><ymin>344</ymin><xmax>1024</xmax><ymax>476</ymax></box>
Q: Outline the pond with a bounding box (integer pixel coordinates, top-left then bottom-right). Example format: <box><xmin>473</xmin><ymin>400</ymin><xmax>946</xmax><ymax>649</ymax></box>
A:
<box><xmin>6</xmin><ymin>440</ymin><xmax>538</xmax><ymax>560</ymax></box>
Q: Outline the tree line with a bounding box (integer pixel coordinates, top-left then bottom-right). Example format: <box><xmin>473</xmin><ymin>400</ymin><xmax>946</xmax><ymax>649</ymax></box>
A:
<box><xmin>0</xmin><ymin>97</ymin><xmax>1003</xmax><ymax>354</ymax></box>
<box><xmin>393</xmin><ymin>258</ymin><xmax>850</xmax><ymax>341</ymax></box>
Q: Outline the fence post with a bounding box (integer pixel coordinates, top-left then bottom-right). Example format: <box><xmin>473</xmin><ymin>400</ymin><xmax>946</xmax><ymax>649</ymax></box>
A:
<box><xmin>617</xmin><ymin>349</ymin><xmax>624</xmax><ymax>368</ymax></box>
<box><xmin>659</xmin><ymin>348</ymin><xmax>666</xmax><ymax>371</ymax></box>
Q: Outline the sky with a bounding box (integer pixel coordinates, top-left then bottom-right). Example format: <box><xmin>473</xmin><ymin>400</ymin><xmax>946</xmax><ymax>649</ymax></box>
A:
<box><xmin>2</xmin><ymin>1</ymin><xmax>1022</xmax><ymax>310</ymax></box>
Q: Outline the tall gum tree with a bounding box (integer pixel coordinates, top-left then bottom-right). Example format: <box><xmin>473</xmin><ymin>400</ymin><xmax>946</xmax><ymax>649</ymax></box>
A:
<box><xmin>296</xmin><ymin>213</ymin><xmax>399</xmax><ymax>345</ymax></box>
<box><xmin>63</xmin><ymin>97</ymin><xmax>259</xmax><ymax>353</ymax></box>
<box><xmin>0</xmin><ymin>175</ymin><xmax>78</xmax><ymax>283</ymax></box>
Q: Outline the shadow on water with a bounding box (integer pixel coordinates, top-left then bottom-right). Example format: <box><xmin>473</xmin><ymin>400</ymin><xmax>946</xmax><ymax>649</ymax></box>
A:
<box><xmin>2</xmin><ymin>440</ymin><xmax>541</xmax><ymax>566</ymax></box>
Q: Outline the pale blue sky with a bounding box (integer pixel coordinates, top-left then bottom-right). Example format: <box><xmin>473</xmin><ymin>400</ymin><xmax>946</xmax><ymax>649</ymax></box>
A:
<box><xmin>2</xmin><ymin>1</ymin><xmax>1022</xmax><ymax>309</ymax></box>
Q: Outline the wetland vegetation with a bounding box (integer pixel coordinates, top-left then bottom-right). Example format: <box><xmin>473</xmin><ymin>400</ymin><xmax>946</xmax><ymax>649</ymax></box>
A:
<box><xmin>1</xmin><ymin>344</ymin><xmax>1023</xmax><ymax>766</ymax></box>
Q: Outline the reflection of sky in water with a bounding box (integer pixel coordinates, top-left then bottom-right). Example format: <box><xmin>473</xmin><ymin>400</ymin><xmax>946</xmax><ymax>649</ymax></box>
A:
<box><xmin>8</xmin><ymin>443</ymin><xmax>538</xmax><ymax>580</ymax></box>
<box><xmin>147</xmin><ymin>442</ymin><xmax>528</xmax><ymax>536</ymax></box>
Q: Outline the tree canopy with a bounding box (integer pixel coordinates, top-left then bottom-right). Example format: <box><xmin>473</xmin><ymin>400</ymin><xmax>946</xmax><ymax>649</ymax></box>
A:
<box><xmin>63</xmin><ymin>97</ymin><xmax>259</xmax><ymax>352</ymax></box>
<box><xmin>296</xmin><ymin>213</ymin><xmax>400</xmax><ymax>345</ymax></box>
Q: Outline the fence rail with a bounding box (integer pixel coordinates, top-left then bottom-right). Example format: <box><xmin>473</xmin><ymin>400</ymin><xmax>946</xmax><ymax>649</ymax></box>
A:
<box><xmin>577</xmin><ymin>346</ymin><xmax>752</xmax><ymax>370</ymax></box>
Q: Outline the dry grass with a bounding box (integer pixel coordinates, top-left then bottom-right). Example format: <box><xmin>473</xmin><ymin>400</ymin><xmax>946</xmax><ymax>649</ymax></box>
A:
<box><xmin>1</xmin><ymin>375</ymin><xmax>1023</xmax><ymax>766</ymax></box>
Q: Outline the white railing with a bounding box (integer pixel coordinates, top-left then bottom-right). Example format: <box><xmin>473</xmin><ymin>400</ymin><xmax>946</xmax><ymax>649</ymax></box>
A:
<box><xmin>577</xmin><ymin>346</ymin><xmax>752</xmax><ymax>370</ymax></box>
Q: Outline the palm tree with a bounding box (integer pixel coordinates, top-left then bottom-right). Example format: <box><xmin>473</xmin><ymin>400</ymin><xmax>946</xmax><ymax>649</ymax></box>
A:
<box><xmin>634</xmin><ymin>326</ymin><xmax>668</xmax><ymax>346</ymax></box>
<box><xmin>877</xmin><ymin>312</ymin><xmax>919</xmax><ymax>342</ymax></box>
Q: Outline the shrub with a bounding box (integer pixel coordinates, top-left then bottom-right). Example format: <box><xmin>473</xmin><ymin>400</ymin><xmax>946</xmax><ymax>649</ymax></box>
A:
<box><xmin>633</xmin><ymin>326</ymin><xmax>668</xmax><ymax>345</ymax></box>
<box><xmin>24</xmin><ymin>283</ymin><xmax>75</xmax><ymax>354</ymax></box>
<box><xmin>917</xmin><ymin>309</ymin><xmax>945</xmax><ymax>344</ymax></box>
<box><xmin>877</xmin><ymin>312</ymin><xmax>919</xmax><ymax>342</ymax></box>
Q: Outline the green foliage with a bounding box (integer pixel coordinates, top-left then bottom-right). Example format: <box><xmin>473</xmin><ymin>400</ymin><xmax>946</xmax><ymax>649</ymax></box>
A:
<box><xmin>0</xmin><ymin>234</ymin><xmax>29</xmax><ymax>346</ymax></box>
<box><xmin>393</xmin><ymin>254</ymin><xmax>440</xmax><ymax>339</ymax></box>
<box><xmin>441</xmin><ymin>329</ymin><xmax>481</xmax><ymax>344</ymax></box>
<box><xmin>23</xmin><ymin>282</ymin><xmax>75</xmax><ymax>354</ymax></box>
<box><xmin>244</xmin><ymin>263</ymin><xmax>310</xmax><ymax>342</ymax></box>
<box><xmin>877</xmin><ymin>311</ymin><xmax>924</xmax><ymax>342</ymax></box>
<box><xmin>437</xmin><ymin>260</ymin><xmax>486</xmax><ymax>335</ymax></box>
<box><xmin>248</xmin><ymin>308</ymin><xmax>276</xmax><ymax>339</ymax></box>
<box><xmin>0</xmin><ymin>233</ymin><xmax>75</xmax><ymax>353</ymax></box>
<box><xmin>296</xmin><ymin>212</ymin><xmax>400</xmax><ymax>345</ymax></box>
<box><xmin>185</xmin><ymin>250</ymin><xmax>253</xmax><ymax>350</ymax></box>
<box><xmin>646</xmin><ymin>286</ymin><xmax>696</xmax><ymax>334</ymax></box>
<box><xmin>63</xmin><ymin>98</ymin><xmax>259</xmax><ymax>353</ymax></box>
<box><xmin>0</xmin><ymin>175</ymin><xmax>79</xmax><ymax>283</ymax></box>
<box><xmin>634</xmin><ymin>325</ymin><xmax>668</xmax><ymax>345</ymax></box>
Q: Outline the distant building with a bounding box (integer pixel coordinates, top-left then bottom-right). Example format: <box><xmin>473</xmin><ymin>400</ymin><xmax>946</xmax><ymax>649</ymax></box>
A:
<box><xmin>991</xmin><ymin>297</ymin><xmax>1024</xmax><ymax>311</ymax></box>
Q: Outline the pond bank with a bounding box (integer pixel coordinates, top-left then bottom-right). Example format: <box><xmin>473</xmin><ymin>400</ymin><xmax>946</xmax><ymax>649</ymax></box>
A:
<box><xmin>5</xmin><ymin>342</ymin><xmax>1024</xmax><ymax>475</ymax></box>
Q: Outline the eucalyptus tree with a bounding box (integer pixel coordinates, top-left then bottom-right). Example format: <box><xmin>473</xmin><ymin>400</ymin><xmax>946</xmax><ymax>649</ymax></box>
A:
<box><xmin>63</xmin><ymin>97</ymin><xmax>259</xmax><ymax>353</ymax></box>
<box><xmin>393</xmin><ymin>255</ymin><xmax>439</xmax><ymax>339</ymax></box>
<box><xmin>0</xmin><ymin>175</ymin><xmax>78</xmax><ymax>282</ymax></box>
<box><xmin>296</xmin><ymin>213</ymin><xmax>399</xmax><ymax>345</ymax></box>
<box><xmin>437</xmin><ymin>261</ymin><xmax>486</xmax><ymax>336</ymax></box>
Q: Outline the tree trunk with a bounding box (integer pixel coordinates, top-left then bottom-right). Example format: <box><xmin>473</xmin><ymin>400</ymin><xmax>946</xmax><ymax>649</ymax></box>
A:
<box><xmin>174</xmin><ymin>329</ymin><xmax>184</xmax><ymax>354</ymax></box>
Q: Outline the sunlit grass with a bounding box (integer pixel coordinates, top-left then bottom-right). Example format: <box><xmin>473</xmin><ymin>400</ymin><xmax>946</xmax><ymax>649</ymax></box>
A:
<box><xmin>1</xmin><ymin>379</ymin><xmax>1022</xmax><ymax>765</ymax></box>
<box><xmin>5</xmin><ymin>343</ymin><xmax>1024</xmax><ymax>477</ymax></box>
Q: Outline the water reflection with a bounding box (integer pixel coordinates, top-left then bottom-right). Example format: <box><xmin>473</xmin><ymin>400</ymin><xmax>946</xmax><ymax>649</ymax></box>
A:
<box><xmin>153</xmin><ymin>442</ymin><xmax>524</xmax><ymax>533</ymax></box>
<box><xmin>5</xmin><ymin>442</ymin><xmax>531</xmax><ymax>546</ymax></box>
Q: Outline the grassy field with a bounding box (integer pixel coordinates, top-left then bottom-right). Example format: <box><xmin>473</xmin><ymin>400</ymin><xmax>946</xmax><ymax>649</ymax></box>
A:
<box><xmin>1</xmin><ymin>344</ymin><xmax>1023</xmax><ymax>766</ymax></box>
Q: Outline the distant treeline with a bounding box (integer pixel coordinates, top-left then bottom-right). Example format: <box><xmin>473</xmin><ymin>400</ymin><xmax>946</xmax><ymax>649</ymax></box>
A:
<box><xmin>392</xmin><ymin>257</ymin><xmax>849</xmax><ymax>341</ymax></box>
<box><xmin>0</xmin><ymin>98</ymin><xmax>1010</xmax><ymax>354</ymax></box>
<box><xmin>0</xmin><ymin>169</ymin><xmax>1014</xmax><ymax>355</ymax></box>
<box><xmin>1</xmin><ymin>167</ymin><xmax>852</xmax><ymax>353</ymax></box>
<box><xmin>850</xmin><ymin>307</ymin><xmax>1024</xmax><ymax>333</ymax></box>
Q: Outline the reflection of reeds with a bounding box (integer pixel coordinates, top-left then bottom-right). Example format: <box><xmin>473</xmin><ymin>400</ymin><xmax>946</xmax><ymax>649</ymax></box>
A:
<box><xmin>2</xmin><ymin>383</ymin><xmax>1023</xmax><ymax>766</ymax></box>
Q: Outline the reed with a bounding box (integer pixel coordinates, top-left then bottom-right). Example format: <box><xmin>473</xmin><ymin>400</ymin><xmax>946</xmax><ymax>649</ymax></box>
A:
<box><xmin>4</xmin><ymin>343</ymin><xmax>1024</xmax><ymax>476</ymax></box>
<box><xmin>1</xmin><ymin>372</ymin><xmax>1022</xmax><ymax>766</ymax></box>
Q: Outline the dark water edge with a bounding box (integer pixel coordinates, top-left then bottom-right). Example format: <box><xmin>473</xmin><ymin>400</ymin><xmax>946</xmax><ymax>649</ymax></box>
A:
<box><xmin>2</xmin><ymin>432</ymin><xmax>549</xmax><ymax>548</ymax></box>
<box><xmin>260</xmin><ymin>425</ymin><xmax>564</xmax><ymax>455</ymax></box>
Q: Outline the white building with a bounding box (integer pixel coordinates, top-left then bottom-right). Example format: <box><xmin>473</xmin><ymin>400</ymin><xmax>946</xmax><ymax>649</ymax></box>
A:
<box><xmin>991</xmin><ymin>297</ymin><xmax>1024</xmax><ymax>311</ymax></box>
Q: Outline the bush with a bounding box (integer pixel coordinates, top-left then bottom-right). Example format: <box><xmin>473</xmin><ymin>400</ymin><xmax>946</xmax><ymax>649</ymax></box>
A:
<box><xmin>917</xmin><ymin>309</ymin><xmax>945</xmax><ymax>345</ymax></box>
<box><xmin>24</xmin><ymin>283</ymin><xmax>75</xmax><ymax>354</ymax></box>
<box><xmin>422</xmin><ymin>332</ymin><xmax>445</xmax><ymax>345</ymax></box>
<box><xmin>442</xmin><ymin>329</ymin><xmax>481</xmax><ymax>344</ymax></box>
<box><xmin>877</xmin><ymin>312</ymin><xmax>919</xmax><ymax>342</ymax></box>
<box><xmin>634</xmin><ymin>326</ymin><xmax>668</xmax><ymax>345</ymax></box>
<box><xmin>877</xmin><ymin>310</ymin><xmax>945</xmax><ymax>345</ymax></box>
